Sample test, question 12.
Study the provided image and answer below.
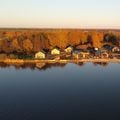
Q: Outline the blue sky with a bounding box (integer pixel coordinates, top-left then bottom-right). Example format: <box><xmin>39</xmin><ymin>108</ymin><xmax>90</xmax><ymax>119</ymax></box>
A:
<box><xmin>0</xmin><ymin>0</ymin><xmax>120</xmax><ymax>28</ymax></box>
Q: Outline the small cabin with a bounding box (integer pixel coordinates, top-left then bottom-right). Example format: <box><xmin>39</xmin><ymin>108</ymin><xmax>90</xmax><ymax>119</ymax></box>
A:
<box><xmin>112</xmin><ymin>47</ymin><xmax>120</xmax><ymax>53</ymax></box>
<box><xmin>79</xmin><ymin>51</ymin><xmax>90</xmax><ymax>58</ymax></box>
<box><xmin>101</xmin><ymin>51</ymin><xmax>109</xmax><ymax>58</ymax></box>
<box><xmin>94</xmin><ymin>50</ymin><xmax>102</xmax><ymax>58</ymax></box>
<box><xmin>35</xmin><ymin>51</ymin><xmax>46</xmax><ymax>59</ymax></box>
<box><xmin>51</xmin><ymin>48</ymin><xmax>60</xmax><ymax>55</ymax></box>
<box><xmin>64</xmin><ymin>46</ymin><xmax>73</xmax><ymax>53</ymax></box>
<box><xmin>72</xmin><ymin>50</ymin><xmax>81</xmax><ymax>59</ymax></box>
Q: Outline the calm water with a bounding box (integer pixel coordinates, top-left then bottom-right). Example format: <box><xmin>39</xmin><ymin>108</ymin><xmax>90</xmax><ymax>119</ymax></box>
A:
<box><xmin>0</xmin><ymin>62</ymin><xmax>120</xmax><ymax>120</ymax></box>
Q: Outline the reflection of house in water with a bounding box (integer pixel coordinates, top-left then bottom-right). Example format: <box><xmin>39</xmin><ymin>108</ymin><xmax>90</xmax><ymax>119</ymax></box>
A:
<box><xmin>36</xmin><ymin>63</ymin><xmax>46</xmax><ymax>69</ymax></box>
<box><xmin>36</xmin><ymin>63</ymin><xmax>67</xmax><ymax>70</ymax></box>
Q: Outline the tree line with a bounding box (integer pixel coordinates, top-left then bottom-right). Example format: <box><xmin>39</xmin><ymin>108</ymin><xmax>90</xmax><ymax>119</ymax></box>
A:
<box><xmin>0</xmin><ymin>29</ymin><xmax>120</xmax><ymax>55</ymax></box>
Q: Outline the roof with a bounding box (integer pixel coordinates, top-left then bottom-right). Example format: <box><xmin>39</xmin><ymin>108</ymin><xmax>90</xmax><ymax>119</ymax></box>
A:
<box><xmin>52</xmin><ymin>47</ymin><xmax>60</xmax><ymax>51</ymax></box>
<box><xmin>73</xmin><ymin>50</ymin><xmax>81</xmax><ymax>54</ymax></box>
<box><xmin>65</xmin><ymin>45</ymin><xmax>73</xmax><ymax>49</ymax></box>
<box><xmin>76</xmin><ymin>45</ymin><xmax>88</xmax><ymax>50</ymax></box>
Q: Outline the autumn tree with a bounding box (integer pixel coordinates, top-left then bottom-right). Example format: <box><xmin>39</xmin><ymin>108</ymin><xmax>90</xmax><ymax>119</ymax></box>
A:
<box><xmin>23</xmin><ymin>39</ymin><xmax>33</xmax><ymax>54</ymax></box>
<box><xmin>91</xmin><ymin>32</ymin><xmax>102</xmax><ymax>48</ymax></box>
<box><xmin>80</xmin><ymin>32</ymin><xmax>88</xmax><ymax>45</ymax></box>
<box><xmin>68</xmin><ymin>31</ymin><xmax>80</xmax><ymax>46</ymax></box>
<box><xmin>11</xmin><ymin>38</ymin><xmax>21</xmax><ymax>53</ymax></box>
<box><xmin>1</xmin><ymin>37</ymin><xmax>13</xmax><ymax>53</ymax></box>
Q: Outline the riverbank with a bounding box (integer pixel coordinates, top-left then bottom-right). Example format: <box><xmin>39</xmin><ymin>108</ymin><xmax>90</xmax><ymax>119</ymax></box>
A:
<box><xmin>0</xmin><ymin>59</ymin><xmax>120</xmax><ymax>64</ymax></box>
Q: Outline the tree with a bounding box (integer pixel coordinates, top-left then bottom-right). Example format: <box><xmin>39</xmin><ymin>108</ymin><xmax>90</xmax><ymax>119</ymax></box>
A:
<box><xmin>91</xmin><ymin>32</ymin><xmax>102</xmax><ymax>48</ymax></box>
<box><xmin>11</xmin><ymin>38</ymin><xmax>21</xmax><ymax>53</ymax></box>
<box><xmin>80</xmin><ymin>32</ymin><xmax>88</xmax><ymax>45</ymax></box>
<box><xmin>23</xmin><ymin>39</ymin><xmax>33</xmax><ymax>54</ymax></box>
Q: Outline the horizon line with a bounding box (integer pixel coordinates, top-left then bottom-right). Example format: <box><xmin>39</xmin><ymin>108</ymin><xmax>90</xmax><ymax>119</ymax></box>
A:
<box><xmin>0</xmin><ymin>27</ymin><xmax>120</xmax><ymax>30</ymax></box>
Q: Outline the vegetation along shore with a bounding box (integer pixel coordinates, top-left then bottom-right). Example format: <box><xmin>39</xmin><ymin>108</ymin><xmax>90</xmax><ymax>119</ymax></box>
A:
<box><xmin>0</xmin><ymin>29</ymin><xmax>120</xmax><ymax>64</ymax></box>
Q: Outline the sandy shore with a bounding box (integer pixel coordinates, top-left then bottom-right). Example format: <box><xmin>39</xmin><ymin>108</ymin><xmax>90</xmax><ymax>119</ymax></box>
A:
<box><xmin>0</xmin><ymin>59</ymin><xmax>120</xmax><ymax>64</ymax></box>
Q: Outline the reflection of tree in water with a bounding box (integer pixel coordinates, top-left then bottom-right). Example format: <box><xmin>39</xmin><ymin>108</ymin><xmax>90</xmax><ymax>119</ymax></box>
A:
<box><xmin>0</xmin><ymin>62</ymin><xmax>110</xmax><ymax>70</ymax></box>
<box><xmin>93</xmin><ymin>62</ymin><xmax>109</xmax><ymax>67</ymax></box>
<box><xmin>0</xmin><ymin>62</ymin><xmax>67</xmax><ymax>70</ymax></box>
<box><xmin>0</xmin><ymin>62</ymin><xmax>10</xmax><ymax>68</ymax></box>
<box><xmin>20</xmin><ymin>63</ymin><xmax>36</xmax><ymax>70</ymax></box>
<box><xmin>74</xmin><ymin>62</ymin><xmax>84</xmax><ymax>67</ymax></box>
<box><xmin>0</xmin><ymin>62</ymin><xmax>36</xmax><ymax>70</ymax></box>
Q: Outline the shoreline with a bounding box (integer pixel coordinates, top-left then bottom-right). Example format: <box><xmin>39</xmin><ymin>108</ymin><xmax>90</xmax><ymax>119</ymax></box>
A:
<box><xmin>0</xmin><ymin>59</ymin><xmax>120</xmax><ymax>64</ymax></box>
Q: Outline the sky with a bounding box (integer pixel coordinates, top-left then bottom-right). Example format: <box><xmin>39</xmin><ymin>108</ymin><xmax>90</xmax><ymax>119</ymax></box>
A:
<box><xmin>0</xmin><ymin>0</ymin><xmax>120</xmax><ymax>28</ymax></box>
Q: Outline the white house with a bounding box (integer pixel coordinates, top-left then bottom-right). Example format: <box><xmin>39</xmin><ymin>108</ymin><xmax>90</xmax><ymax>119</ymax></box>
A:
<box><xmin>51</xmin><ymin>48</ymin><xmax>60</xmax><ymax>55</ymax></box>
<box><xmin>35</xmin><ymin>51</ymin><xmax>46</xmax><ymax>59</ymax></box>
<box><xmin>65</xmin><ymin>46</ymin><xmax>73</xmax><ymax>53</ymax></box>
<box><xmin>112</xmin><ymin>47</ymin><xmax>120</xmax><ymax>52</ymax></box>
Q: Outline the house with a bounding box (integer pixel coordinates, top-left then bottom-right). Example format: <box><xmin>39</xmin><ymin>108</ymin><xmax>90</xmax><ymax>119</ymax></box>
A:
<box><xmin>64</xmin><ymin>46</ymin><xmax>73</xmax><ymax>53</ymax></box>
<box><xmin>101</xmin><ymin>51</ymin><xmax>109</xmax><ymax>58</ymax></box>
<box><xmin>94</xmin><ymin>50</ymin><xmax>102</xmax><ymax>58</ymax></box>
<box><xmin>35</xmin><ymin>50</ymin><xmax>46</xmax><ymax>59</ymax></box>
<box><xmin>103</xmin><ymin>45</ymin><xmax>120</xmax><ymax>53</ymax></box>
<box><xmin>51</xmin><ymin>47</ymin><xmax>60</xmax><ymax>55</ymax></box>
<box><xmin>76</xmin><ymin>45</ymin><xmax>88</xmax><ymax>51</ymax></box>
<box><xmin>72</xmin><ymin>50</ymin><xmax>81</xmax><ymax>59</ymax></box>
<box><xmin>103</xmin><ymin>44</ymin><xmax>113</xmax><ymax>51</ymax></box>
<box><xmin>94</xmin><ymin>49</ymin><xmax>109</xmax><ymax>58</ymax></box>
<box><xmin>112</xmin><ymin>46</ymin><xmax>120</xmax><ymax>53</ymax></box>
<box><xmin>79</xmin><ymin>51</ymin><xmax>90</xmax><ymax>58</ymax></box>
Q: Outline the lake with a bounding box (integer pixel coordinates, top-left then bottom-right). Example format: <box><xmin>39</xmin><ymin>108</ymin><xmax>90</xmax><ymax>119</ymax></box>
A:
<box><xmin>0</xmin><ymin>62</ymin><xmax>120</xmax><ymax>120</ymax></box>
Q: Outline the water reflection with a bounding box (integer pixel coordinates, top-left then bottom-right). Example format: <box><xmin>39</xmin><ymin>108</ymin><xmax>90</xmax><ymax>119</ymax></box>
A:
<box><xmin>0</xmin><ymin>62</ymin><xmax>120</xmax><ymax>120</ymax></box>
<box><xmin>0</xmin><ymin>62</ymin><xmax>113</xmax><ymax>70</ymax></box>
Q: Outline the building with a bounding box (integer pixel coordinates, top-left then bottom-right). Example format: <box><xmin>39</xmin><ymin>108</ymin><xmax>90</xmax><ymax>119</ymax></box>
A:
<box><xmin>79</xmin><ymin>51</ymin><xmax>90</xmax><ymax>58</ymax></box>
<box><xmin>51</xmin><ymin>48</ymin><xmax>60</xmax><ymax>55</ymax></box>
<box><xmin>103</xmin><ymin>44</ymin><xmax>113</xmax><ymax>51</ymax></box>
<box><xmin>103</xmin><ymin>45</ymin><xmax>120</xmax><ymax>53</ymax></box>
<box><xmin>112</xmin><ymin>46</ymin><xmax>120</xmax><ymax>53</ymax></box>
<box><xmin>35</xmin><ymin>51</ymin><xmax>46</xmax><ymax>59</ymax></box>
<box><xmin>76</xmin><ymin>45</ymin><xmax>89</xmax><ymax>51</ymax></box>
<box><xmin>64</xmin><ymin>46</ymin><xmax>73</xmax><ymax>53</ymax></box>
<box><xmin>72</xmin><ymin>50</ymin><xmax>81</xmax><ymax>59</ymax></box>
<box><xmin>94</xmin><ymin>49</ymin><xmax>109</xmax><ymax>58</ymax></box>
<box><xmin>94</xmin><ymin>50</ymin><xmax>102</xmax><ymax>58</ymax></box>
<box><xmin>101</xmin><ymin>51</ymin><xmax>109</xmax><ymax>58</ymax></box>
